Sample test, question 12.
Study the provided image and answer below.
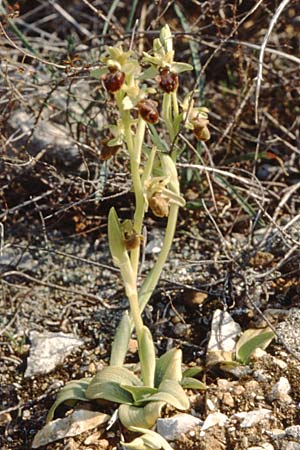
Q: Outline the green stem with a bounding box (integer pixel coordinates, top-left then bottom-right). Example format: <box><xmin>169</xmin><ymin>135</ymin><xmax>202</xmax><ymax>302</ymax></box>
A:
<box><xmin>162</xmin><ymin>93</ymin><xmax>174</xmax><ymax>141</ymax></box>
<box><xmin>130</xmin><ymin>118</ymin><xmax>146</xmax><ymax>276</ymax></box>
<box><xmin>138</xmin><ymin>202</ymin><xmax>179</xmax><ymax>313</ymax></box>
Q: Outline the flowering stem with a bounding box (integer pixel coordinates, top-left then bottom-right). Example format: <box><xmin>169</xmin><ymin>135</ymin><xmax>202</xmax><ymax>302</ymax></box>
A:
<box><xmin>137</xmin><ymin>202</ymin><xmax>179</xmax><ymax>313</ymax></box>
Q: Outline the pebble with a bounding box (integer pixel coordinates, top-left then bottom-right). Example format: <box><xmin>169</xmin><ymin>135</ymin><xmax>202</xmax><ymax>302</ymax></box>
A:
<box><xmin>285</xmin><ymin>425</ymin><xmax>300</xmax><ymax>441</ymax></box>
<box><xmin>222</xmin><ymin>392</ymin><xmax>235</xmax><ymax>408</ymax></box>
<box><xmin>283</xmin><ymin>443</ymin><xmax>300</xmax><ymax>450</ymax></box>
<box><xmin>157</xmin><ymin>413</ymin><xmax>202</xmax><ymax>441</ymax></box>
<box><xmin>235</xmin><ymin>409</ymin><xmax>272</xmax><ymax>428</ymax></box>
<box><xmin>25</xmin><ymin>331</ymin><xmax>84</xmax><ymax>377</ymax></box>
<box><xmin>269</xmin><ymin>377</ymin><xmax>292</xmax><ymax>404</ymax></box>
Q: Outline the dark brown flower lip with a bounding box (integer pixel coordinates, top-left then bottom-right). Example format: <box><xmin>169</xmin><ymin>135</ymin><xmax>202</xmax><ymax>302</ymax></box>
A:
<box><xmin>103</xmin><ymin>69</ymin><xmax>125</xmax><ymax>93</ymax></box>
<box><xmin>138</xmin><ymin>99</ymin><xmax>159</xmax><ymax>124</ymax></box>
<box><xmin>158</xmin><ymin>68</ymin><xmax>179</xmax><ymax>93</ymax></box>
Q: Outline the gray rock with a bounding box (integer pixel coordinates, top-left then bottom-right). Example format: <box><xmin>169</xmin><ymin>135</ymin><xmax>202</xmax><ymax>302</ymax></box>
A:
<box><xmin>282</xmin><ymin>442</ymin><xmax>300</xmax><ymax>450</ymax></box>
<box><xmin>285</xmin><ymin>426</ymin><xmax>300</xmax><ymax>441</ymax></box>
<box><xmin>269</xmin><ymin>377</ymin><xmax>292</xmax><ymax>404</ymax></box>
<box><xmin>25</xmin><ymin>331</ymin><xmax>84</xmax><ymax>377</ymax></box>
<box><xmin>235</xmin><ymin>409</ymin><xmax>272</xmax><ymax>428</ymax></box>
<box><xmin>156</xmin><ymin>413</ymin><xmax>202</xmax><ymax>441</ymax></box>
<box><xmin>32</xmin><ymin>409</ymin><xmax>110</xmax><ymax>448</ymax></box>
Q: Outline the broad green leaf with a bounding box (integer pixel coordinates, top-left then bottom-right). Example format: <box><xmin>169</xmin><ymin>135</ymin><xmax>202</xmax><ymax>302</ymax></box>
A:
<box><xmin>46</xmin><ymin>378</ymin><xmax>91</xmax><ymax>422</ymax></box>
<box><xmin>181</xmin><ymin>377</ymin><xmax>207</xmax><ymax>390</ymax></box>
<box><xmin>87</xmin><ymin>365</ymin><xmax>142</xmax><ymax>387</ymax></box>
<box><xmin>86</xmin><ymin>381</ymin><xmax>133</xmax><ymax>404</ymax></box>
<box><xmin>118</xmin><ymin>401</ymin><xmax>164</xmax><ymax>429</ymax></box>
<box><xmin>110</xmin><ymin>311</ymin><xmax>132</xmax><ymax>366</ymax></box>
<box><xmin>85</xmin><ymin>366</ymin><xmax>142</xmax><ymax>402</ymax></box>
<box><xmin>154</xmin><ymin>348</ymin><xmax>182</xmax><ymax>387</ymax></box>
<box><xmin>139</xmin><ymin>326</ymin><xmax>156</xmax><ymax>388</ymax></box>
<box><xmin>236</xmin><ymin>327</ymin><xmax>275</xmax><ymax>365</ymax></box>
<box><xmin>124</xmin><ymin>427</ymin><xmax>174</xmax><ymax>450</ymax></box>
<box><xmin>121</xmin><ymin>385</ymin><xmax>158</xmax><ymax>405</ymax></box>
<box><xmin>182</xmin><ymin>366</ymin><xmax>203</xmax><ymax>378</ymax></box>
<box><xmin>149</xmin><ymin>379</ymin><xmax>189</xmax><ymax>410</ymax></box>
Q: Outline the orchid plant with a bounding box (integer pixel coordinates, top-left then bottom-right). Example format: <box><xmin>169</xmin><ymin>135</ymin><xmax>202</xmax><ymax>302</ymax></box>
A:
<box><xmin>41</xmin><ymin>25</ymin><xmax>210</xmax><ymax>450</ymax></box>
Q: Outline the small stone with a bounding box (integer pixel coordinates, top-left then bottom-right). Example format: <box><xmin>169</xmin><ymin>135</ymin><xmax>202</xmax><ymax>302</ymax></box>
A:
<box><xmin>283</xmin><ymin>443</ymin><xmax>300</xmax><ymax>450</ymax></box>
<box><xmin>251</xmin><ymin>348</ymin><xmax>267</xmax><ymax>359</ymax></box>
<box><xmin>269</xmin><ymin>377</ymin><xmax>292</xmax><ymax>404</ymax></box>
<box><xmin>25</xmin><ymin>331</ymin><xmax>84</xmax><ymax>377</ymax></box>
<box><xmin>22</xmin><ymin>409</ymin><xmax>31</xmax><ymax>420</ymax></box>
<box><xmin>272</xmin><ymin>357</ymin><xmax>288</xmax><ymax>370</ymax></box>
<box><xmin>285</xmin><ymin>425</ymin><xmax>300</xmax><ymax>441</ymax></box>
<box><xmin>266</xmin><ymin>429</ymin><xmax>286</xmax><ymax>439</ymax></box>
<box><xmin>128</xmin><ymin>338</ymin><xmax>138</xmax><ymax>354</ymax></box>
<box><xmin>157</xmin><ymin>413</ymin><xmax>202</xmax><ymax>441</ymax></box>
<box><xmin>84</xmin><ymin>431</ymin><xmax>101</xmax><ymax>445</ymax></box>
<box><xmin>206</xmin><ymin>398</ymin><xmax>216</xmax><ymax>411</ymax></box>
<box><xmin>32</xmin><ymin>410</ymin><xmax>110</xmax><ymax>448</ymax></box>
<box><xmin>173</xmin><ymin>323</ymin><xmax>191</xmax><ymax>337</ymax></box>
<box><xmin>222</xmin><ymin>392</ymin><xmax>235</xmax><ymax>408</ymax></box>
<box><xmin>201</xmin><ymin>412</ymin><xmax>228</xmax><ymax>432</ymax></box>
<box><xmin>97</xmin><ymin>439</ymin><xmax>109</xmax><ymax>449</ymax></box>
<box><xmin>235</xmin><ymin>409</ymin><xmax>272</xmax><ymax>428</ymax></box>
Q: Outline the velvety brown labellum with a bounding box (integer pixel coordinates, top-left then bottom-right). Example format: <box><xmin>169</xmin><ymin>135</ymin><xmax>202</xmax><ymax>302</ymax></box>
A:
<box><xmin>159</xmin><ymin>68</ymin><xmax>179</xmax><ymax>93</ymax></box>
<box><xmin>193</xmin><ymin>125</ymin><xmax>210</xmax><ymax>142</ymax></box>
<box><xmin>149</xmin><ymin>193</ymin><xmax>169</xmax><ymax>217</ymax></box>
<box><xmin>138</xmin><ymin>99</ymin><xmax>159</xmax><ymax>124</ymax></box>
<box><xmin>123</xmin><ymin>229</ymin><xmax>141</xmax><ymax>250</ymax></box>
<box><xmin>103</xmin><ymin>69</ymin><xmax>125</xmax><ymax>93</ymax></box>
<box><xmin>100</xmin><ymin>138</ymin><xmax>120</xmax><ymax>160</ymax></box>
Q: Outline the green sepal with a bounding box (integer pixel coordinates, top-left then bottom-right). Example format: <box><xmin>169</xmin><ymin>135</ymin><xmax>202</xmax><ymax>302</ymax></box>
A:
<box><xmin>149</xmin><ymin>379</ymin><xmax>189</xmax><ymax>411</ymax></box>
<box><xmin>139</xmin><ymin>326</ymin><xmax>156</xmax><ymax>388</ymax></box>
<box><xmin>171</xmin><ymin>62</ymin><xmax>193</xmax><ymax>73</ymax></box>
<box><xmin>46</xmin><ymin>378</ymin><xmax>92</xmax><ymax>422</ymax></box>
<box><xmin>110</xmin><ymin>311</ymin><xmax>132</xmax><ymax>367</ymax></box>
<box><xmin>90</xmin><ymin>67</ymin><xmax>106</xmax><ymax>79</ymax></box>
<box><xmin>118</xmin><ymin>401</ymin><xmax>165</xmax><ymax>429</ymax></box>
<box><xmin>181</xmin><ymin>377</ymin><xmax>207</xmax><ymax>390</ymax></box>
<box><xmin>236</xmin><ymin>327</ymin><xmax>275</xmax><ymax>365</ymax></box>
<box><xmin>154</xmin><ymin>348</ymin><xmax>182</xmax><ymax>387</ymax></box>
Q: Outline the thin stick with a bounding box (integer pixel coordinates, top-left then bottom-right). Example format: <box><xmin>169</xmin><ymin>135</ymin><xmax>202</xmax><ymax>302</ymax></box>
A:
<box><xmin>255</xmin><ymin>0</ymin><xmax>291</xmax><ymax>123</ymax></box>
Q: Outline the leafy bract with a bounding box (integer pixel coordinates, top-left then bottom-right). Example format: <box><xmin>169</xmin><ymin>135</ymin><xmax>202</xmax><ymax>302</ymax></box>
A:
<box><xmin>110</xmin><ymin>311</ymin><xmax>132</xmax><ymax>367</ymax></box>
<box><xmin>46</xmin><ymin>378</ymin><xmax>91</xmax><ymax>422</ymax></box>
<box><xmin>154</xmin><ymin>348</ymin><xmax>182</xmax><ymax>387</ymax></box>
<box><xmin>139</xmin><ymin>326</ymin><xmax>156</xmax><ymax>388</ymax></box>
<box><xmin>236</xmin><ymin>327</ymin><xmax>275</xmax><ymax>364</ymax></box>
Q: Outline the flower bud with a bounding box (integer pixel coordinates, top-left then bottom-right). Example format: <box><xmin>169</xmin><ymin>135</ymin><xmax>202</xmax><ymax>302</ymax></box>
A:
<box><xmin>103</xmin><ymin>68</ymin><xmax>125</xmax><ymax>93</ymax></box>
<box><xmin>158</xmin><ymin>68</ymin><xmax>178</xmax><ymax>93</ymax></box>
<box><xmin>149</xmin><ymin>192</ymin><xmax>169</xmax><ymax>217</ymax></box>
<box><xmin>138</xmin><ymin>99</ymin><xmax>159</xmax><ymax>124</ymax></box>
